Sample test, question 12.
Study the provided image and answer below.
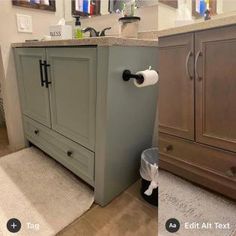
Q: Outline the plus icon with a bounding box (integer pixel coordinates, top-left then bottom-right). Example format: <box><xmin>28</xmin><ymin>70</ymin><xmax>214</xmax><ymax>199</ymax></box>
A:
<box><xmin>11</xmin><ymin>222</ymin><xmax>17</xmax><ymax>229</ymax></box>
<box><xmin>7</xmin><ymin>218</ymin><xmax>21</xmax><ymax>233</ymax></box>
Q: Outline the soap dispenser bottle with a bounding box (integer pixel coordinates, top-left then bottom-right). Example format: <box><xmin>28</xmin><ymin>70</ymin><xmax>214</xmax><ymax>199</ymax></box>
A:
<box><xmin>74</xmin><ymin>16</ymin><xmax>83</xmax><ymax>39</ymax></box>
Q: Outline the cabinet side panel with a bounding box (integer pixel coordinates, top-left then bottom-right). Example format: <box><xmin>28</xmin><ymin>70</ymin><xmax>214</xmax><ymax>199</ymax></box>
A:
<box><xmin>94</xmin><ymin>47</ymin><xmax>110</xmax><ymax>205</ymax></box>
<box><xmin>95</xmin><ymin>46</ymin><xmax>158</xmax><ymax>205</ymax></box>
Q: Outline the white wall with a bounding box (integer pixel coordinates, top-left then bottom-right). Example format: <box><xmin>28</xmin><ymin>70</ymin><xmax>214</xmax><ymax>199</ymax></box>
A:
<box><xmin>158</xmin><ymin>3</ymin><xmax>178</xmax><ymax>30</ymax></box>
<box><xmin>0</xmin><ymin>0</ymin><xmax>64</xmax><ymax>150</ymax></box>
<box><xmin>158</xmin><ymin>0</ymin><xmax>195</xmax><ymax>30</ymax></box>
<box><xmin>222</xmin><ymin>0</ymin><xmax>236</xmax><ymax>13</ymax></box>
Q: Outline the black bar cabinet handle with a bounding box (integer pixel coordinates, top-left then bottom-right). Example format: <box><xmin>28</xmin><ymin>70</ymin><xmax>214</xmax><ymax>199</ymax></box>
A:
<box><xmin>39</xmin><ymin>60</ymin><xmax>45</xmax><ymax>87</ymax></box>
<box><xmin>43</xmin><ymin>60</ymin><xmax>51</xmax><ymax>88</ymax></box>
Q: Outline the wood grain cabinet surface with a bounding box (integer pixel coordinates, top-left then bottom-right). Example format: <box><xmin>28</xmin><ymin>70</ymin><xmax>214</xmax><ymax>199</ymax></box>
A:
<box><xmin>159</xmin><ymin>33</ymin><xmax>194</xmax><ymax>140</ymax></box>
<box><xmin>158</xmin><ymin>25</ymin><xmax>236</xmax><ymax>200</ymax></box>
<box><xmin>195</xmin><ymin>26</ymin><xmax>236</xmax><ymax>153</ymax></box>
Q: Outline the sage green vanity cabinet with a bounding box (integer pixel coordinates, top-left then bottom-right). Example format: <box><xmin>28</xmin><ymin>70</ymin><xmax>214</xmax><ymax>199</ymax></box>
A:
<box><xmin>15</xmin><ymin>48</ymin><xmax>51</xmax><ymax>127</ymax></box>
<box><xmin>14</xmin><ymin>44</ymin><xmax>158</xmax><ymax>206</ymax></box>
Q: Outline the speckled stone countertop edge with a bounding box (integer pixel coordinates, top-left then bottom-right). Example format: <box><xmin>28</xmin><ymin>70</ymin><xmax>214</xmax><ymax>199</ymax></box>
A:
<box><xmin>157</xmin><ymin>15</ymin><xmax>236</xmax><ymax>37</ymax></box>
<box><xmin>11</xmin><ymin>36</ymin><xmax>158</xmax><ymax>48</ymax></box>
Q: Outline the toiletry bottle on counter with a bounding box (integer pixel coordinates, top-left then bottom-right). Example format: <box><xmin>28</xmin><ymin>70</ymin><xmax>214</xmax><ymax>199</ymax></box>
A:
<box><xmin>74</xmin><ymin>16</ymin><xmax>83</xmax><ymax>39</ymax></box>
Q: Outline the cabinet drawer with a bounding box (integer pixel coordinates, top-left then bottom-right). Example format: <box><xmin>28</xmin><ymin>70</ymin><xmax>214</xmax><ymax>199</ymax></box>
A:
<box><xmin>159</xmin><ymin>133</ymin><xmax>236</xmax><ymax>180</ymax></box>
<box><xmin>24</xmin><ymin>116</ymin><xmax>95</xmax><ymax>186</ymax></box>
<box><xmin>159</xmin><ymin>133</ymin><xmax>236</xmax><ymax>199</ymax></box>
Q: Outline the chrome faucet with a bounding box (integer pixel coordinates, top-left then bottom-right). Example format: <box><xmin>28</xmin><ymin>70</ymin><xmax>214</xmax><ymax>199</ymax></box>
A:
<box><xmin>82</xmin><ymin>27</ymin><xmax>111</xmax><ymax>37</ymax></box>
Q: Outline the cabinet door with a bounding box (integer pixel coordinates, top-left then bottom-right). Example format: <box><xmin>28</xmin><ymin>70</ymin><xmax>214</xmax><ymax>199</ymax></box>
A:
<box><xmin>159</xmin><ymin>33</ymin><xmax>195</xmax><ymax>140</ymax></box>
<box><xmin>195</xmin><ymin>26</ymin><xmax>236</xmax><ymax>152</ymax></box>
<box><xmin>14</xmin><ymin>48</ymin><xmax>51</xmax><ymax>127</ymax></box>
<box><xmin>47</xmin><ymin>48</ymin><xmax>97</xmax><ymax>151</ymax></box>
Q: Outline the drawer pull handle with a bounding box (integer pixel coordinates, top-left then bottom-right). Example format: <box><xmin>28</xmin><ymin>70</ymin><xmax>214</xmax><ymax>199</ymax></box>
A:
<box><xmin>67</xmin><ymin>151</ymin><xmax>73</xmax><ymax>157</ymax></box>
<box><xmin>225</xmin><ymin>167</ymin><xmax>236</xmax><ymax>177</ymax></box>
<box><xmin>164</xmin><ymin>145</ymin><xmax>173</xmax><ymax>152</ymax></box>
<box><xmin>34</xmin><ymin>129</ymin><xmax>39</xmax><ymax>135</ymax></box>
<box><xmin>186</xmin><ymin>51</ymin><xmax>193</xmax><ymax>80</ymax></box>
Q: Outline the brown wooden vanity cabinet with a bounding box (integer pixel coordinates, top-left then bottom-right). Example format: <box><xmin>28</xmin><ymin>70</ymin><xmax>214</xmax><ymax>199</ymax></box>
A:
<box><xmin>158</xmin><ymin>25</ymin><xmax>236</xmax><ymax>200</ymax></box>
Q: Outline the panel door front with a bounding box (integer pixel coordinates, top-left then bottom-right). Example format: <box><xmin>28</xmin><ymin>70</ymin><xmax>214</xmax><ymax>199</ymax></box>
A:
<box><xmin>14</xmin><ymin>48</ymin><xmax>51</xmax><ymax>127</ymax></box>
<box><xmin>195</xmin><ymin>26</ymin><xmax>236</xmax><ymax>152</ymax></box>
<box><xmin>47</xmin><ymin>47</ymin><xmax>97</xmax><ymax>151</ymax></box>
<box><xmin>159</xmin><ymin>33</ymin><xmax>195</xmax><ymax>140</ymax></box>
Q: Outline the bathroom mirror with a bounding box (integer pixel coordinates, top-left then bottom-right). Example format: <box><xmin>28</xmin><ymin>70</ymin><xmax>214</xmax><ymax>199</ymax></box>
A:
<box><xmin>192</xmin><ymin>0</ymin><xmax>236</xmax><ymax>17</ymax></box>
<box><xmin>72</xmin><ymin>0</ymin><xmax>100</xmax><ymax>16</ymax></box>
<box><xmin>72</xmin><ymin>0</ymin><xmax>158</xmax><ymax>16</ymax></box>
<box><xmin>192</xmin><ymin>0</ymin><xmax>217</xmax><ymax>17</ymax></box>
<box><xmin>156</xmin><ymin>0</ymin><xmax>236</xmax><ymax>31</ymax></box>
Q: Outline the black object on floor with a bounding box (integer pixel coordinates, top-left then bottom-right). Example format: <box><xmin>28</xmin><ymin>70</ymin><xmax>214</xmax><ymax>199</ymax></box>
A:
<box><xmin>141</xmin><ymin>178</ymin><xmax>158</xmax><ymax>207</ymax></box>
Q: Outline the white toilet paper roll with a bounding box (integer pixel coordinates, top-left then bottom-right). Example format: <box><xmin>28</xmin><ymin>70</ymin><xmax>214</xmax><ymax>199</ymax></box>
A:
<box><xmin>134</xmin><ymin>69</ymin><xmax>159</xmax><ymax>88</ymax></box>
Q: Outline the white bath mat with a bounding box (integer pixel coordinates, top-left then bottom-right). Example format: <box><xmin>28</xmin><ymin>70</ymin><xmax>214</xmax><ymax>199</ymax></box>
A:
<box><xmin>0</xmin><ymin>147</ymin><xmax>94</xmax><ymax>236</ymax></box>
<box><xmin>159</xmin><ymin>170</ymin><xmax>236</xmax><ymax>236</ymax></box>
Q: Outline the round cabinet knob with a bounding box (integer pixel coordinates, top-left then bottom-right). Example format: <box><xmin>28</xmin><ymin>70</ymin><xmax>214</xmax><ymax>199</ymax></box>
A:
<box><xmin>67</xmin><ymin>151</ymin><xmax>73</xmax><ymax>157</ymax></box>
<box><xmin>164</xmin><ymin>144</ymin><xmax>173</xmax><ymax>152</ymax></box>
<box><xmin>225</xmin><ymin>167</ymin><xmax>236</xmax><ymax>178</ymax></box>
<box><xmin>34</xmin><ymin>129</ymin><xmax>39</xmax><ymax>135</ymax></box>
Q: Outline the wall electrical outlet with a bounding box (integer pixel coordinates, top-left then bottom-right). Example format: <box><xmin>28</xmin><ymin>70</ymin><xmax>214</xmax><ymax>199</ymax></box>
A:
<box><xmin>16</xmin><ymin>14</ymin><xmax>32</xmax><ymax>33</ymax></box>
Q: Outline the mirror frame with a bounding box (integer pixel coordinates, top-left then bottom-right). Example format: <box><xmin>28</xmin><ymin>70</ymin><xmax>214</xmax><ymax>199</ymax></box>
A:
<box><xmin>12</xmin><ymin>0</ymin><xmax>56</xmax><ymax>12</ymax></box>
<box><xmin>159</xmin><ymin>0</ymin><xmax>178</xmax><ymax>9</ymax></box>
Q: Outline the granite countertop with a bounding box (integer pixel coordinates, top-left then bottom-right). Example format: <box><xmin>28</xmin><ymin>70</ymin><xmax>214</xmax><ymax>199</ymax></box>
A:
<box><xmin>11</xmin><ymin>36</ymin><xmax>158</xmax><ymax>48</ymax></box>
<box><xmin>138</xmin><ymin>31</ymin><xmax>158</xmax><ymax>40</ymax></box>
<box><xmin>158</xmin><ymin>14</ymin><xmax>236</xmax><ymax>37</ymax></box>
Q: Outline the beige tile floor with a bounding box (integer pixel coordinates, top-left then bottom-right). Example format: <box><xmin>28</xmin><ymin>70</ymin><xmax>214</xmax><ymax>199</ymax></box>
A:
<box><xmin>58</xmin><ymin>180</ymin><xmax>158</xmax><ymax>236</ymax></box>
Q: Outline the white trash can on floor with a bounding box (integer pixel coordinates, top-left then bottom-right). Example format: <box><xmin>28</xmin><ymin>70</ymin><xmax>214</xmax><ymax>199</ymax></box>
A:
<box><xmin>140</xmin><ymin>147</ymin><xmax>158</xmax><ymax>207</ymax></box>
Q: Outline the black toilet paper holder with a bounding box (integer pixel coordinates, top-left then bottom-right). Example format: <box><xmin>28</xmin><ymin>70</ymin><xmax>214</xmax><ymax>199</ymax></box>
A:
<box><xmin>122</xmin><ymin>70</ymin><xmax>144</xmax><ymax>84</ymax></box>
